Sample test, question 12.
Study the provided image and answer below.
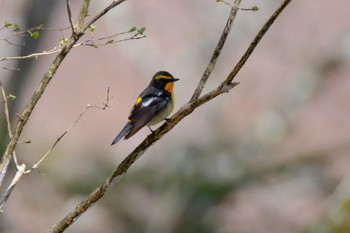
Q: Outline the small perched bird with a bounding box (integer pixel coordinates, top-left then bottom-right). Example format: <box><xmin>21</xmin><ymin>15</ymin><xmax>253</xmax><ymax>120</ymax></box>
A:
<box><xmin>111</xmin><ymin>71</ymin><xmax>179</xmax><ymax>145</ymax></box>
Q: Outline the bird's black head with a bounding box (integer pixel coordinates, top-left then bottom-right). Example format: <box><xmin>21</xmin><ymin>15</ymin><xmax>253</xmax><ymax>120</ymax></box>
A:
<box><xmin>150</xmin><ymin>71</ymin><xmax>179</xmax><ymax>90</ymax></box>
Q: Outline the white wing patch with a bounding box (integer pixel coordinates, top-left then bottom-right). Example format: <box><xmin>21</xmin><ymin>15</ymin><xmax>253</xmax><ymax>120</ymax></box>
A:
<box><xmin>140</xmin><ymin>98</ymin><xmax>154</xmax><ymax>107</ymax></box>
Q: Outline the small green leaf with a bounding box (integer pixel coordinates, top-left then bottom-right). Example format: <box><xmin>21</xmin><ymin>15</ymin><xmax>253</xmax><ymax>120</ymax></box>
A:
<box><xmin>8</xmin><ymin>94</ymin><xmax>16</xmax><ymax>100</ymax></box>
<box><xmin>89</xmin><ymin>25</ymin><xmax>96</xmax><ymax>32</ymax></box>
<box><xmin>60</xmin><ymin>37</ymin><xmax>68</xmax><ymax>45</ymax></box>
<box><xmin>252</xmin><ymin>6</ymin><xmax>259</xmax><ymax>11</ymax></box>
<box><xmin>137</xmin><ymin>27</ymin><xmax>145</xmax><ymax>35</ymax></box>
<box><xmin>106</xmin><ymin>39</ymin><xmax>114</xmax><ymax>44</ymax></box>
<box><xmin>29</xmin><ymin>31</ymin><xmax>40</xmax><ymax>39</ymax></box>
<box><xmin>4</xmin><ymin>22</ymin><xmax>12</xmax><ymax>28</ymax></box>
<box><xmin>216</xmin><ymin>0</ymin><xmax>221</xmax><ymax>2</ymax></box>
<box><xmin>129</xmin><ymin>26</ymin><xmax>137</xmax><ymax>33</ymax></box>
<box><xmin>13</xmin><ymin>24</ymin><xmax>20</xmax><ymax>32</ymax></box>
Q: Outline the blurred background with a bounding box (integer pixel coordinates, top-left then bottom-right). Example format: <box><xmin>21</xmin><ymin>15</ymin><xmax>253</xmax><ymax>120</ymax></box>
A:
<box><xmin>1</xmin><ymin>0</ymin><xmax>350</xmax><ymax>232</ymax></box>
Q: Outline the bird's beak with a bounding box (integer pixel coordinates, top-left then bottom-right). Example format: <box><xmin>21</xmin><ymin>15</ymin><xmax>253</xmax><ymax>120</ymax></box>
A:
<box><xmin>173</xmin><ymin>78</ymin><xmax>180</xmax><ymax>82</ymax></box>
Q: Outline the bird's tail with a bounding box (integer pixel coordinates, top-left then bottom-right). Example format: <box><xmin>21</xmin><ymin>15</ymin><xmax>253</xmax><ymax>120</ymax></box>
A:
<box><xmin>111</xmin><ymin>122</ymin><xmax>133</xmax><ymax>145</ymax></box>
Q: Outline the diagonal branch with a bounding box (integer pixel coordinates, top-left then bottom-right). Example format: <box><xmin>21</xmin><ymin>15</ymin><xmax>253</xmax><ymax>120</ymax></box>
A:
<box><xmin>190</xmin><ymin>0</ymin><xmax>241</xmax><ymax>102</ymax></box>
<box><xmin>48</xmin><ymin>0</ymin><xmax>293</xmax><ymax>232</ymax></box>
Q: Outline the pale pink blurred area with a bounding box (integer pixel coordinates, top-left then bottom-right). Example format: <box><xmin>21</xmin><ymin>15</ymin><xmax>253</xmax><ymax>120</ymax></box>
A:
<box><xmin>1</xmin><ymin>0</ymin><xmax>350</xmax><ymax>232</ymax></box>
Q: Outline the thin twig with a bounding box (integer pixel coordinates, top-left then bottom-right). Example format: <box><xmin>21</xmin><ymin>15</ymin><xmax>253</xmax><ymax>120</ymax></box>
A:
<box><xmin>0</xmin><ymin>84</ymin><xmax>13</xmax><ymax>188</ymax></box>
<box><xmin>0</xmin><ymin>83</ymin><xmax>25</xmax><ymax>212</ymax></box>
<box><xmin>12</xmin><ymin>152</ymin><xmax>20</xmax><ymax>169</ymax></box>
<box><xmin>0</xmin><ymin>24</ymin><xmax>44</xmax><ymax>41</ymax></box>
<box><xmin>66</xmin><ymin>0</ymin><xmax>74</xmax><ymax>33</ymax></box>
<box><xmin>92</xmin><ymin>31</ymin><xmax>131</xmax><ymax>41</ymax></box>
<box><xmin>240</xmin><ymin>6</ymin><xmax>259</xmax><ymax>12</ymax></box>
<box><xmin>0</xmin><ymin>24</ymin><xmax>71</xmax><ymax>47</ymax></box>
<box><xmin>0</xmin><ymin>85</ymin><xmax>23</xmax><ymax>210</ymax></box>
<box><xmin>1</xmin><ymin>38</ymin><xmax>24</xmax><ymax>47</ymax></box>
<box><xmin>78</xmin><ymin>33</ymin><xmax>146</xmax><ymax>47</ymax></box>
<box><xmin>190</xmin><ymin>0</ymin><xmax>241</xmax><ymax>102</ymax></box>
<box><xmin>217</xmin><ymin>0</ymin><xmax>232</xmax><ymax>7</ymax></box>
<box><xmin>0</xmin><ymin>24</ymin><xmax>70</xmax><ymax>46</ymax></box>
<box><xmin>221</xmin><ymin>0</ymin><xmax>292</xmax><ymax>87</ymax></box>
<box><xmin>0</xmin><ymin>30</ymin><xmax>144</xmax><ymax>62</ymax></box>
<box><xmin>0</xmin><ymin>164</ymin><xmax>26</xmax><ymax>212</ymax></box>
<box><xmin>0</xmin><ymin>85</ymin><xmax>13</xmax><ymax>138</ymax></box>
<box><xmin>0</xmin><ymin>66</ymin><xmax>20</xmax><ymax>71</ymax></box>
<box><xmin>0</xmin><ymin>47</ymin><xmax>61</xmax><ymax>61</ymax></box>
<box><xmin>28</xmin><ymin>88</ymin><xmax>111</xmax><ymax>172</ymax></box>
<box><xmin>83</xmin><ymin>0</ymin><xmax>128</xmax><ymax>31</ymax></box>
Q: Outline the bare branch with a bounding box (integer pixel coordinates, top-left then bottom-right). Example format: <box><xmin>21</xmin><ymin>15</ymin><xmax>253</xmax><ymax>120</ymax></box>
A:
<box><xmin>0</xmin><ymin>85</ymin><xmax>13</xmax><ymax>138</ymax></box>
<box><xmin>190</xmin><ymin>0</ymin><xmax>241</xmax><ymax>102</ymax></box>
<box><xmin>76</xmin><ymin>32</ymin><xmax>146</xmax><ymax>47</ymax></box>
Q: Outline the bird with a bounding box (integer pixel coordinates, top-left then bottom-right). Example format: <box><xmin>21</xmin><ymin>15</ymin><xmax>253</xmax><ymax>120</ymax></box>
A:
<box><xmin>111</xmin><ymin>71</ymin><xmax>179</xmax><ymax>145</ymax></box>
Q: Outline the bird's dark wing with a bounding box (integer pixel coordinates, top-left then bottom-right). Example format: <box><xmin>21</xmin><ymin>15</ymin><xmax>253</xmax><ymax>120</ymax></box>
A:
<box><xmin>126</xmin><ymin>93</ymin><xmax>169</xmax><ymax>138</ymax></box>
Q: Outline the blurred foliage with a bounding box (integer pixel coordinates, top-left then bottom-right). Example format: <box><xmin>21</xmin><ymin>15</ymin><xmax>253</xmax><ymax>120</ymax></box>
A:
<box><xmin>307</xmin><ymin>178</ymin><xmax>350</xmax><ymax>233</ymax></box>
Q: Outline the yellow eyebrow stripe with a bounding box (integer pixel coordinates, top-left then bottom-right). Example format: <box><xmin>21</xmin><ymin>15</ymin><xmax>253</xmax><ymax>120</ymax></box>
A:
<box><xmin>154</xmin><ymin>75</ymin><xmax>173</xmax><ymax>80</ymax></box>
<box><xmin>135</xmin><ymin>97</ymin><xmax>142</xmax><ymax>105</ymax></box>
